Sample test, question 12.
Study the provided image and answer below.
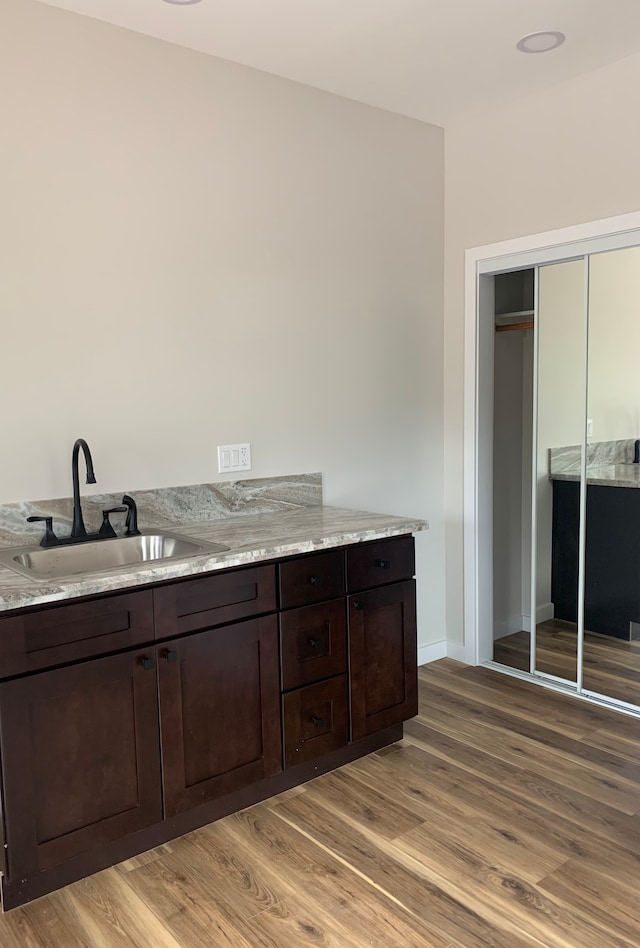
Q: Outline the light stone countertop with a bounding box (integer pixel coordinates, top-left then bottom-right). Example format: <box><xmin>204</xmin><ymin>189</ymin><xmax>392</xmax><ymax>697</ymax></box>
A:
<box><xmin>550</xmin><ymin>464</ymin><xmax>640</xmax><ymax>488</ymax></box>
<box><xmin>0</xmin><ymin>506</ymin><xmax>428</xmax><ymax>614</ymax></box>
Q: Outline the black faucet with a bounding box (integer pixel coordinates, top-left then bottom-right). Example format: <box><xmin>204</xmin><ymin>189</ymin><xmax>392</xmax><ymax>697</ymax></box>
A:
<box><xmin>71</xmin><ymin>438</ymin><xmax>97</xmax><ymax>538</ymax></box>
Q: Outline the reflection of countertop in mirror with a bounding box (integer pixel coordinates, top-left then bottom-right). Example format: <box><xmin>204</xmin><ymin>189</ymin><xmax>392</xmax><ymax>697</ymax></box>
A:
<box><xmin>550</xmin><ymin>464</ymin><xmax>640</xmax><ymax>488</ymax></box>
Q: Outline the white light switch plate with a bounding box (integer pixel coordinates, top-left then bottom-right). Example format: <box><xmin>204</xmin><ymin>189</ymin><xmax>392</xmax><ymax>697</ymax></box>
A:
<box><xmin>217</xmin><ymin>443</ymin><xmax>251</xmax><ymax>474</ymax></box>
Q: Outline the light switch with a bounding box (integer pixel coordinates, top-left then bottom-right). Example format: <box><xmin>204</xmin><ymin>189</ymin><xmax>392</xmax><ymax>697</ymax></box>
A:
<box><xmin>217</xmin><ymin>443</ymin><xmax>251</xmax><ymax>474</ymax></box>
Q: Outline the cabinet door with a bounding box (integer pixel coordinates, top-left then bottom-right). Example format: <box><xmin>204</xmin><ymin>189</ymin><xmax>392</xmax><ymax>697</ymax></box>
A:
<box><xmin>0</xmin><ymin>650</ymin><xmax>162</xmax><ymax>879</ymax></box>
<box><xmin>349</xmin><ymin>580</ymin><xmax>417</xmax><ymax>741</ymax></box>
<box><xmin>158</xmin><ymin>615</ymin><xmax>281</xmax><ymax>817</ymax></box>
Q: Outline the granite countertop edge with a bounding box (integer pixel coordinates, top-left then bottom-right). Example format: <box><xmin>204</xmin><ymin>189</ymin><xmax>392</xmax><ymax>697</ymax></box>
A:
<box><xmin>550</xmin><ymin>465</ymin><xmax>640</xmax><ymax>488</ymax></box>
<box><xmin>0</xmin><ymin>506</ymin><xmax>428</xmax><ymax>614</ymax></box>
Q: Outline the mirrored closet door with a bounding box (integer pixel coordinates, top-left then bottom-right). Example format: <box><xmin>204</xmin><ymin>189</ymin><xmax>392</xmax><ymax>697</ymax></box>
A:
<box><xmin>533</xmin><ymin>259</ymin><xmax>587</xmax><ymax>684</ymax></box>
<box><xmin>582</xmin><ymin>247</ymin><xmax>640</xmax><ymax>707</ymax></box>
<box><xmin>492</xmin><ymin>246</ymin><xmax>640</xmax><ymax>713</ymax></box>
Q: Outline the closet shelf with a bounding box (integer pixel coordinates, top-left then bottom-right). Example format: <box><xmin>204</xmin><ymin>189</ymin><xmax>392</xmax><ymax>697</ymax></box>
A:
<box><xmin>495</xmin><ymin>320</ymin><xmax>534</xmax><ymax>333</ymax></box>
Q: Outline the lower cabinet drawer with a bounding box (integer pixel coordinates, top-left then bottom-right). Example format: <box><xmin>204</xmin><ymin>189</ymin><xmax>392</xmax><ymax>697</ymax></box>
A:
<box><xmin>279</xmin><ymin>549</ymin><xmax>345</xmax><ymax>610</ymax></box>
<box><xmin>346</xmin><ymin>535</ymin><xmax>415</xmax><ymax>592</ymax></box>
<box><xmin>280</xmin><ymin>599</ymin><xmax>347</xmax><ymax>691</ymax></box>
<box><xmin>282</xmin><ymin>675</ymin><xmax>349</xmax><ymax>768</ymax></box>
<box><xmin>0</xmin><ymin>589</ymin><xmax>154</xmax><ymax>679</ymax></box>
<box><xmin>154</xmin><ymin>564</ymin><xmax>276</xmax><ymax>639</ymax></box>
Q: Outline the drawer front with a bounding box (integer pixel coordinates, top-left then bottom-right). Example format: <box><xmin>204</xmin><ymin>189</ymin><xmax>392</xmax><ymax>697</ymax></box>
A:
<box><xmin>346</xmin><ymin>536</ymin><xmax>415</xmax><ymax>592</ymax></box>
<box><xmin>0</xmin><ymin>590</ymin><xmax>154</xmax><ymax>678</ymax></box>
<box><xmin>154</xmin><ymin>564</ymin><xmax>276</xmax><ymax>639</ymax></box>
<box><xmin>279</xmin><ymin>550</ymin><xmax>345</xmax><ymax>610</ymax></box>
<box><xmin>280</xmin><ymin>599</ymin><xmax>347</xmax><ymax>691</ymax></box>
<box><xmin>282</xmin><ymin>675</ymin><xmax>349</xmax><ymax>768</ymax></box>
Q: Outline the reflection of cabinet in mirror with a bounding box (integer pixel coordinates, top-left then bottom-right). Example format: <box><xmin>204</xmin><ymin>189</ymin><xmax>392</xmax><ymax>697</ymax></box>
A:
<box><xmin>552</xmin><ymin>446</ymin><xmax>640</xmax><ymax>641</ymax></box>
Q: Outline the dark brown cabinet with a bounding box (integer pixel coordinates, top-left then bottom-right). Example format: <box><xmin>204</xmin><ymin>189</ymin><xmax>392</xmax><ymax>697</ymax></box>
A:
<box><xmin>0</xmin><ymin>649</ymin><xmax>162</xmax><ymax>880</ymax></box>
<box><xmin>278</xmin><ymin>537</ymin><xmax>417</xmax><ymax>759</ymax></box>
<box><xmin>0</xmin><ymin>534</ymin><xmax>418</xmax><ymax>909</ymax></box>
<box><xmin>346</xmin><ymin>537</ymin><xmax>417</xmax><ymax>740</ymax></box>
<box><xmin>348</xmin><ymin>581</ymin><xmax>417</xmax><ymax>740</ymax></box>
<box><xmin>158</xmin><ymin>615</ymin><xmax>281</xmax><ymax>817</ymax></box>
<box><xmin>279</xmin><ymin>550</ymin><xmax>350</xmax><ymax>767</ymax></box>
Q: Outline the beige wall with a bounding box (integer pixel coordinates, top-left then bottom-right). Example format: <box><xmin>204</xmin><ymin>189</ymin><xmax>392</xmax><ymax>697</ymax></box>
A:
<box><xmin>589</xmin><ymin>246</ymin><xmax>640</xmax><ymax>441</ymax></box>
<box><xmin>445</xmin><ymin>51</ymin><xmax>640</xmax><ymax>646</ymax></box>
<box><xmin>1</xmin><ymin>1</ymin><xmax>444</xmax><ymax>648</ymax></box>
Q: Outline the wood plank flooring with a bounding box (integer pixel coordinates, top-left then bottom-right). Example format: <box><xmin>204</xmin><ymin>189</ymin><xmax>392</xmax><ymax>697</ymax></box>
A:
<box><xmin>494</xmin><ymin>619</ymin><xmax>640</xmax><ymax>706</ymax></box>
<box><xmin>1</xmin><ymin>659</ymin><xmax>640</xmax><ymax>947</ymax></box>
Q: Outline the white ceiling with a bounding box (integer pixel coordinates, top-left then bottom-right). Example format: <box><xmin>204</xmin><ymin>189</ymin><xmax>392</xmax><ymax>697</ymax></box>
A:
<box><xmin>37</xmin><ymin>0</ymin><xmax>640</xmax><ymax>126</ymax></box>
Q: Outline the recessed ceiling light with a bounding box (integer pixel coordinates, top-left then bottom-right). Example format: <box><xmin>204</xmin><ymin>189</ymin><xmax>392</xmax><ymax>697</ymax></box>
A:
<box><xmin>517</xmin><ymin>31</ymin><xmax>566</xmax><ymax>54</ymax></box>
<box><xmin>161</xmin><ymin>0</ymin><xmax>203</xmax><ymax>5</ymax></box>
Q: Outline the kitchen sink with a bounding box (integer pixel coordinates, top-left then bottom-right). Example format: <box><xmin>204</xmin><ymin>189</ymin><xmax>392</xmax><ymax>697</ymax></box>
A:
<box><xmin>0</xmin><ymin>530</ymin><xmax>229</xmax><ymax>581</ymax></box>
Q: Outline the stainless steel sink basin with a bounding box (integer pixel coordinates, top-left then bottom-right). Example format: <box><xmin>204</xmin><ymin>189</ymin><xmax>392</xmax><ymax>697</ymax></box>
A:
<box><xmin>0</xmin><ymin>530</ymin><xmax>229</xmax><ymax>581</ymax></box>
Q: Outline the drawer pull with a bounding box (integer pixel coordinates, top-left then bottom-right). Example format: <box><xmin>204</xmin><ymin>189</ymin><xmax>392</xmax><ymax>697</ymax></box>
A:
<box><xmin>309</xmin><ymin>575</ymin><xmax>324</xmax><ymax>586</ymax></box>
<box><xmin>139</xmin><ymin>655</ymin><xmax>155</xmax><ymax>671</ymax></box>
<box><xmin>311</xmin><ymin>716</ymin><xmax>325</xmax><ymax>728</ymax></box>
<box><xmin>376</xmin><ymin>559</ymin><xmax>391</xmax><ymax>569</ymax></box>
<box><xmin>353</xmin><ymin>601</ymin><xmax>364</xmax><ymax>611</ymax></box>
<box><xmin>308</xmin><ymin>637</ymin><xmax>323</xmax><ymax>650</ymax></box>
<box><xmin>163</xmin><ymin>649</ymin><xmax>178</xmax><ymax>663</ymax></box>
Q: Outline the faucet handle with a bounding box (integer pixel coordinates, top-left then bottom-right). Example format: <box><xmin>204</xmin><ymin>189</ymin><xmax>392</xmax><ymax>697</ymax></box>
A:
<box><xmin>122</xmin><ymin>495</ymin><xmax>141</xmax><ymax>537</ymax></box>
<box><xmin>27</xmin><ymin>515</ymin><xmax>58</xmax><ymax>548</ymax></box>
<box><xmin>99</xmin><ymin>506</ymin><xmax>127</xmax><ymax>538</ymax></box>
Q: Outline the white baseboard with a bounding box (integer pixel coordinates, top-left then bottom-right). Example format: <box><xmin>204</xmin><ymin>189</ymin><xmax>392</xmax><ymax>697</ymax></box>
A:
<box><xmin>494</xmin><ymin>615</ymin><xmax>527</xmax><ymax>640</ymax></box>
<box><xmin>445</xmin><ymin>641</ymin><xmax>471</xmax><ymax>664</ymax></box>
<box><xmin>417</xmin><ymin>640</ymin><xmax>472</xmax><ymax>665</ymax></box>
<box><xmin>494</xmin><ymin>602</ymin><xmax>555</xmax><ymax>639</ymax></box>
<box><xmin>537</xmin><ymin>601</ymin><xmax>555</xmax><ymax>624</ymax></box>
<box><xmin>418</xmin><ymin>641</ymin><xmax>447</xmax><ymax>665</ymax></box>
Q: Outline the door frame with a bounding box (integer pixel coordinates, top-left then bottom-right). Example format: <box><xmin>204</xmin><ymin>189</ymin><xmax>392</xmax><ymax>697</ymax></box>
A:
<box><xmin>463</xmin><ymin>209</ymin><xmax>640</xmax><ymax>669</ymax></box>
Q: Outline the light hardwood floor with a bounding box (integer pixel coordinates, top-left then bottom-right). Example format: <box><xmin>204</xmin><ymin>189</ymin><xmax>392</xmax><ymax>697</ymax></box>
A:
<box><xmin>494</xmin><ymin>619</ymin><xmax>640</xmax><ymax>705</ymax></box>
<box><xmin>1</xmin><ymin>659</ymin><xmax>640</xmax><ymax>947</ymax></box>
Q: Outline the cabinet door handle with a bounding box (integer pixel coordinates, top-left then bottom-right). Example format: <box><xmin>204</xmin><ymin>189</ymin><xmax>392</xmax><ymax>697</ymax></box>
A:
<box><xmin>309</xmin><ymin>575</ymin><xmax>324</xmax><ymax>586</ymax></box>
<box><xmin>376</xmin><ymin>559</ymin><xmax>391</xmax><ymax>569</ymax></box>
<box><xmin>353</xmin><ymin>600</ymin><xmax>364</xmax><ymax>611</ymax></box>
<box><xmin>163</xmin><ymin>649</ymin><xmax>178</xmax><ymax>663</ymax></box>
<box><xmin>139</xmin><ymin>655</ymin><xmax>155</xmax><ymax>671</ymax></box>
<box><xmin>308</xmin><ymin>637</ymin><xmax>323</xmax><ymax>650</ymax></box>
<box><xmin>311</xmin><ymin>716</ymin><xmax>325</xmax><ymax>728</ymax></box>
